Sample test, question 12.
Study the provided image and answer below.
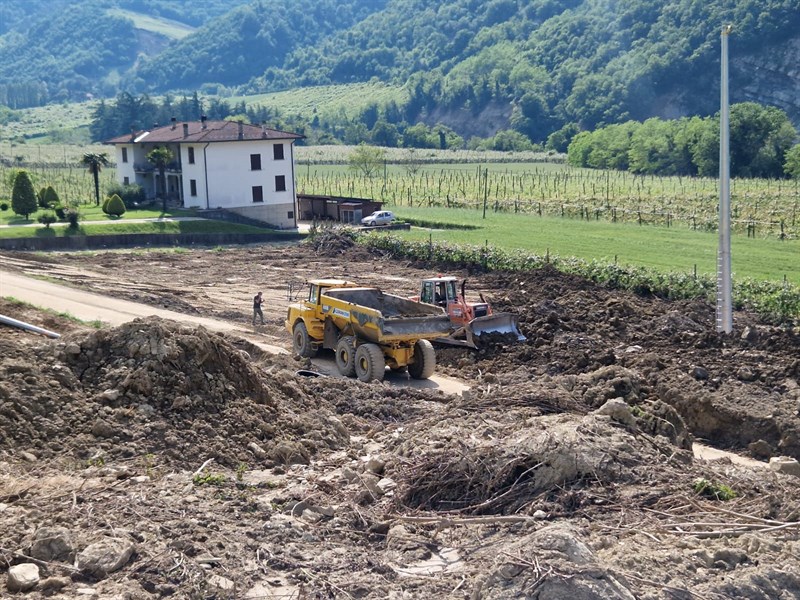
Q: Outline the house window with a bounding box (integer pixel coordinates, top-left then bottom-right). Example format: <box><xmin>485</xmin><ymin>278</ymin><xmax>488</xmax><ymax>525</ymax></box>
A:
<box><xmin>252</xmin><ymin>186</ymin><xmax>263</xmax><ymax>203</ymax></box>
<box><xmin>190</xmin><ymin>179</ymin><xmax>197</xmax><ymax>196</ymax></box>
<box><xmin>273</xmin><ymin>144</ymin><xmax>284</xmax><ymax>160</ymax></box>
<box><xmin>250</xmin><ymin>153</ymin><xmax>262</xmax><ymax>170</ymax></box>
<box><xmin>121</xmin><ymin>148</ymin><xmax>128</xmax><ymax>163</ymax></box>
<box><xmin>275</xmin><ymin>175</ymin><xmax>286</xmax><ymax>192</ymax></box>
<box><xmin>287</xmin><ymin>211</ymin><xmax>294</xmax><ymax>219</ymax></box>
<box><xmin>123</xmin><ymin>176</ymin><xmax>129</xmax><ymax>185</ymax></box>
<box><xmin>188</xmin><ymin>147</ymin><xmax>195</xmax><ymax>164</ymax></box>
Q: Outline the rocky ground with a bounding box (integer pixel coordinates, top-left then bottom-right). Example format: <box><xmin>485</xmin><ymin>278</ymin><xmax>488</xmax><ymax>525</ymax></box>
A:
<box><xmin>0</xmin><ymin>236</ymin><xmax>799</xmax><ymax>599</ymax></box>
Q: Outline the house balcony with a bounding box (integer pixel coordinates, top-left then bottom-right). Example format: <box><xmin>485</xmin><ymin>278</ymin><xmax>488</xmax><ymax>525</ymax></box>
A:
<box><xmin>133</xmin><ymin>161</ymin><xmax>182</xmax><ymax>174</ymax></box>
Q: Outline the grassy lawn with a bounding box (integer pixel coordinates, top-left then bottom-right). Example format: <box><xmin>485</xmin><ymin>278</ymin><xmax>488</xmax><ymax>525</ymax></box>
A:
<box><xmin>393</xmin><ymin>207</ymin><xmax>800</xmax><ymax>286</ymax></box>
<box><xmin>0</xmin><ymin>220</ymin><xmax>279</xmax><ymax>239</ymax></box>
<box><xmin>0</xmin><ymin>206</ymin><xmax>197</xmax><ymax>226</ymax></box>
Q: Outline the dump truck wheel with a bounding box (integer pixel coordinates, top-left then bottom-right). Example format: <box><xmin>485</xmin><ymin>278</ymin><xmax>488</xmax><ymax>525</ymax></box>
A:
<box><xmin>335</xmin><ymin>336</ymin><xmax>357</xmax><ymax>377</ymax></box>
<box><xmin>408</xmin><ymin>339</ymin><xmax>436</xmax><ymax>380</ymax></box>
<box><xmin>292</xmin><ymin>322</ymin><xmax>316</xmax><ymax>358</ymax></box>
<box><xmin>355</xmin><ymin>343</ymin><xmax>384</xmax><ymax>382</ymax></box>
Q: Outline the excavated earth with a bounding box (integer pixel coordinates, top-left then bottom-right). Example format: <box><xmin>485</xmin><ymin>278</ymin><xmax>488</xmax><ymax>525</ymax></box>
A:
<box><xmin>0</xmin><ymin>236</ymin><xmax>799</xmax><ymax>600</ymax></box>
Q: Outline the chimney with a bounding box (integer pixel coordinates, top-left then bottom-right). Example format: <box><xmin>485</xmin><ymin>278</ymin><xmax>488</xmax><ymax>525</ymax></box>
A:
<box><xmin>171</xmin><ymin>117</ymin><xmax>177</xmax><ymax>130</ymax></box>
<box><xmin>129</xmin><ymin>126</ymin><xmax>136</xmax><ymax>142</ymax></box>
<box><xmin>261</xmin><ymin>121</ymin><xmax>267</xmax><ymax>138</ymax></box>
<box><xmin>237</xmin><ymin>121</ymin><xmax>244</xmax><ymax>140</ymax></box>
<box><xmin>201</xmin><ymin>115</ymin><xmax>207</xmax><ymax>130</ymax></box>
<box><xmin>183</xmin><ymin>123</ymin><xmax>189</xmax><ymax>138</ymax></box>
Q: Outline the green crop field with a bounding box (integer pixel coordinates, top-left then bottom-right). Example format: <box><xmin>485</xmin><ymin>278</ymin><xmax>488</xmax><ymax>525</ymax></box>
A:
<box><xmin>107</xmin><ymin>9</ymin><xmax>196</xmax><ymax>39</ymax></box>
<box><xmin>297</xmin><ymin>163</ymin><xmax>800</xmax><ymax>239</ymax></box>
<box><xmin>228</xmin><ymin>83</ymin><xmax>410</xmax><ymax>121</ymax></box>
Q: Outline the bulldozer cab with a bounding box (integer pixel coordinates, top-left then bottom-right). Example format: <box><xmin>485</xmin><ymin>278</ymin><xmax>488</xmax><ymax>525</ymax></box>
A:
<box><xmin>421</xmin><ymin>278</ymin><xmax>458</xmax><ymax>307</ymax></box>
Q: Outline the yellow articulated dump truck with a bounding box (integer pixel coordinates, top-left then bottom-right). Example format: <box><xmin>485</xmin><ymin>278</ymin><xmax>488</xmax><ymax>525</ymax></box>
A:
<box><xmin>285</xmin><ymin>279</ymin><xmax>452</xmax><ymax>382</ymax></box>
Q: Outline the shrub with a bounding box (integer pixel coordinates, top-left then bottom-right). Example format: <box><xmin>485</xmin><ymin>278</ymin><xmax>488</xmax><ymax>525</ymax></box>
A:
<box><xmin>65</xmin><ymin>208</ymin><xmax>80</xmax><ymax>228</ymax></box>
<box><xmin>37</xmin><ymin>186</ymin><xmax>48</xmax><ymax>209</ymax></box>
<box><xmin>37</xmin><ymin>212</ymin><xmax>57</xmax><ymax>228</ymax></box>
<box><xmin>0</xmin><ymin>201</ymin><xmax>8</xmax><ymax>211</ymax></box>
<box><xmin>101</xmin><ymin>196</ymin><xmax>111</xmax><ymax>215</ymax></box>
<box><xmin>43</xmin><ymin>185</ymin><xmax>59</xmax><ymax>208</ymax></box>
<box><xmin>106</xmin><ymin>182</ymin><xmax>146</xmax><ymax>208</ymax></box>
<box><xmin>53</xmin><ymin>203</ymin><xmax>67</xmax><ymax>220</ymax></box>
<box><xmin>693</xmin><ymin>478</ymin><xmax>737</xmax><ymax>501</ymax></box>
<box><xmin>106</xmin><ymin>194</ymin><xmax>126</xmax><ymax>217</ymax></box>
<box><xmin>11</xmin><ymin>170</ymin><xmax>38</xmax><ymax>219</ymax></box>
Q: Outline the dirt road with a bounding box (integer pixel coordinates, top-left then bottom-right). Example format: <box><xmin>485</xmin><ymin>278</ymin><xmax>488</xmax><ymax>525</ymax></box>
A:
<box><xmin>0</xmin><ymin>268</ymin><xmax>469</xmax><ymax>395</ymax></box>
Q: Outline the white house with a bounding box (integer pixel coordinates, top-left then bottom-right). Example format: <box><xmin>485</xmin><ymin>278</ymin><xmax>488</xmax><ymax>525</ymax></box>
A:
<box><xmin>106</xmin><ymin>118</ymin><xmax>304</xmax><ymax>229</ymax></box>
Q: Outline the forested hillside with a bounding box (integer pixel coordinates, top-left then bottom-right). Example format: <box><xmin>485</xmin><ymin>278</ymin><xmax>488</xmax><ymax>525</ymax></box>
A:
<box><xmin>1</xmin><ymin>0</ymin><xmax>798</xmax><ymax>146</ymax></box>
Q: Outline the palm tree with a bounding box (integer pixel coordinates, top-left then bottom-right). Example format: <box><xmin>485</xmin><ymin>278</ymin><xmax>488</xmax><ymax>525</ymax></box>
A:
<box><xmin>146</xmin><ymin>147</ymin><xmax>175</xmax><ymax>213</ymax></box>
<box><xmin>80</xmin><ymin>152</ymin><xmax>111</xmax><ymax>206</ymax></box>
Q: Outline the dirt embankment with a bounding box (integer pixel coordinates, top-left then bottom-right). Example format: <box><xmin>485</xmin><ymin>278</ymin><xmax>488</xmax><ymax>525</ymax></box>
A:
<box><xmin>0</xmin><ymin>241</ymin><xmax>799</xmax><ymax>599</ymax></box>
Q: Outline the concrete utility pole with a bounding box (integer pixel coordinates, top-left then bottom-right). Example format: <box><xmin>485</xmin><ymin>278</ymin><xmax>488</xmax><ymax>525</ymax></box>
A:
<box><xmin>716</xmin><ymin>24</ymin><xmax>733</xmax><ymax>333</ymax></box>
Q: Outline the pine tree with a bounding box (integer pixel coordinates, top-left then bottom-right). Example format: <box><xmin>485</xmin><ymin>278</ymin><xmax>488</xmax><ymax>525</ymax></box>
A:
<box><xmin>11</xmin><ymin>170</ymin><xmax>38</xmax><ymax>219</ymax></box>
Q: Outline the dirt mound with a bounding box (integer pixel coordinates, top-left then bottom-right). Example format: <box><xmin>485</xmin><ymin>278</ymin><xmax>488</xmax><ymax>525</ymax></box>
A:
<box><xmin>0</xmin><ymin>318</ymin><xmax>350</xmax><ymax>468</ymax></box>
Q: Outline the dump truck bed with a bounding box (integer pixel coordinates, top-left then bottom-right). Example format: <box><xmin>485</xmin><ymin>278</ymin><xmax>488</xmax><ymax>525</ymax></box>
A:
<box><xmin>321</xmin><ymin>287</ymin><xmax>452</xmax><ymax>343</ymax></box>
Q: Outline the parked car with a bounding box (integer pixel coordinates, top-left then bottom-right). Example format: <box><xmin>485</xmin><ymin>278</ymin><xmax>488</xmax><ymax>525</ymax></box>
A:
<box><xmin>361</xmin><ymin>210</ymin><xmax>395</xmax><ymax>226</ymax></box>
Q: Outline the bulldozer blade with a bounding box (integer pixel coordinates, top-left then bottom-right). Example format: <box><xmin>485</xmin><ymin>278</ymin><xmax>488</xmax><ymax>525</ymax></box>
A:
<box><xmin>466</xmin><ymin>313</ymin><xmax>526</xmax><ymax>348</ymax></box>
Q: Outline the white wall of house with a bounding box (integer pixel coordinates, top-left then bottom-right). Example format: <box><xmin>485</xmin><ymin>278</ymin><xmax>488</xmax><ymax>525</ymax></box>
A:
<box><xmin>193</xmin><ymin>139</ymin><xmax>296</xmax><ymax>228</ymax></box>
<box><xmin>110</xmin><ymin>137</ymin><xmax>298</xmax><ymax>229</ymax></box>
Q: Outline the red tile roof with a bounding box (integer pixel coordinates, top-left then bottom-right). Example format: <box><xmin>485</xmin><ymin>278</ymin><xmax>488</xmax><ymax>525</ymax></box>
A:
<box><xmin>105</xmin><ymin>120</ymin><xmax>303</xmax><ymax>144</ymax></box>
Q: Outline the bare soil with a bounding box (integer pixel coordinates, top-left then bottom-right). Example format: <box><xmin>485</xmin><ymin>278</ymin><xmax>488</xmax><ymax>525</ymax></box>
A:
<box><xmin>0</xmin><ymin>238</ymin><xmax>799</xmax><ymax>599</ymax></box>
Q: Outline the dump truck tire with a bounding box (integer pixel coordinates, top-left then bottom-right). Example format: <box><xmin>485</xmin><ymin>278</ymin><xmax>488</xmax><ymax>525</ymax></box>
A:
<box><xmin>335</xmin><ymin>336</ymin><xmax>357</xmax><ymax>377</ymax></box>
<box><xmin>292</xmin><ymin>322</ymin><xmax>316</xmax><ymax>358</ymax></box>
<box><xmin>408</xmin><ymin>339</ymin><xmax>436</xmax><ymax>380</ymax></box>
<box><xmin>355</xmin><ymin>343</ymin><xmax>385</xmax><ymax>382</ymax></box>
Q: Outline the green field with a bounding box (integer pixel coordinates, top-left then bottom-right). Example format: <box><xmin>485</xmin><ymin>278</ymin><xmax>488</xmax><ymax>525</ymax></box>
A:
<box><xmin>297</xmin><ymin>162</ymin><xmax>800</xmax><ymax>239</ymax></box>
<box><xmin>107</xmin><ymin>9</ymin><xmax>196</xmax><ymax>40</ymax></box>
<box><xmin>228</xmin><ymin>83</ymin><xmax>410</xmax><ymax>122</ymax></box>
<box><xmin>390</xmin><ymin>207</ymin><xmax>800</xmax><ymax>286</ymax></box>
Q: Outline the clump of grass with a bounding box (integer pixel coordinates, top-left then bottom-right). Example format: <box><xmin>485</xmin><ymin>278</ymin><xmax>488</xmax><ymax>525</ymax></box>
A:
<box><xmin>193</xmin><ymin>473</ymin><xmax>226</xmax><ymax>487</ymax></box>
<box><xmin>693</xmin><ymin>477</ymin><xmax>737</xmax><ymax>501</ymax></box>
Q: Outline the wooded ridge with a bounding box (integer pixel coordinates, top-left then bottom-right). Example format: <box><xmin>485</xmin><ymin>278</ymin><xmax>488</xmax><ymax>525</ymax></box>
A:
<box><xmin>1</xmin><ymin>0</ymin><xmax>798</xmax><ymax>144</ymax></box>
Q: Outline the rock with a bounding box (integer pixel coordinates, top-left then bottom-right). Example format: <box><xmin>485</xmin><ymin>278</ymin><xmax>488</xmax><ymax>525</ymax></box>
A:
<box><xmin>76</xmin><ymin>537</ymin><xmax>135</xmax><ymax>578</ymax></box>
<box><xmin>377</xmin><ymin>477</ymin><xmax>396</xmax><ymax>493</ymax></box>
<box><xmin>361</xmin><ymin>473</ymin><xmax>384</xmax><ymax>497</ymax></box>
<box><xmin>341</xmin><ymin>467</ymin><xmax>359</xmax><ymax>483</ymax></box>
<box><xmin>19</xmin><ymin>450</ymin><xmax>38</xmax><ymax>462</ymax></box>
<box><xmin>769</xmin><ymin>456</ymin><xmax>800</xmax><ymax>477</ymax></box>
<box><xmin>100</xmin><ymin>389</ymin><xmax>120</xmax><ymax>401</ymax></box>
<box><xmin>208</xmin><ymin>574</ymin><xmax>235</xmax><ymax>591</ymax></box>
<box><xmin>40</xmin><ymin>576</ymin><xmax>70</xmax><ymax>591</ymax></box>
<box><xmin>269</xmin><ymin>441</ymin><xmax>310</xmax><ymax>465</ymax></box>
<box><xmin>364</xmin><ymin>456</ymin><xmax>386</xmax><ymax>475</ymax></box>
<box><xmin>748</xmin><ymin>439</ymin><xmax>773</xmax><ymax>459</ymax></box>
<box><xmin>594</xmin><ymin>398</ymin><xmax>636</xmax><ymax>428</ymax></box>
<box><xmin>691</xmin><ymin>366</ymin><xmax>709</xmax><ymax>380</ymax></box>
<box><xmin>65</xmin><ymin>342</ymin><xmax>81</xmax><ymax>355</ymax></box>
<box><xmin>712</xmin><ymin>548</ymin><xmax>748</xmax><ymax>570</ymax></box>
<box><xmin>736</xmin><ymin>366</ymin><xmax>757</xmax><ymax>382</ymax></box>
<box><xmin>533</xmin><ymin>509</ymin><xmax>547</xmax><ymax>520</ymax></box>
<box><xmin>91</xmin><ymin>419</ymin><xmax>116</xmax><ymax>439</ymax></box>
<box><xmin>8</xmin><ymin>563</ymin><xmax>40</xmax><ymax>592</ymax></box>
<box><xmin>741</xmin><ymin>326</ymin><xmax>759</xmax><ymax>343</ymax></box>
<box><xmin>248</xmin><ymin>442</ymin><xmax>267</xmax><ymax>460</ymax></box>
<box><xmin>30</xmin><ymin>526</ymin><xmax>74</xmax><ymax>562</ymax></box>
<box><xmin>131</xmin><ymin>475</ymin><xmax>150</xmax><ymax>484</ymax></box>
